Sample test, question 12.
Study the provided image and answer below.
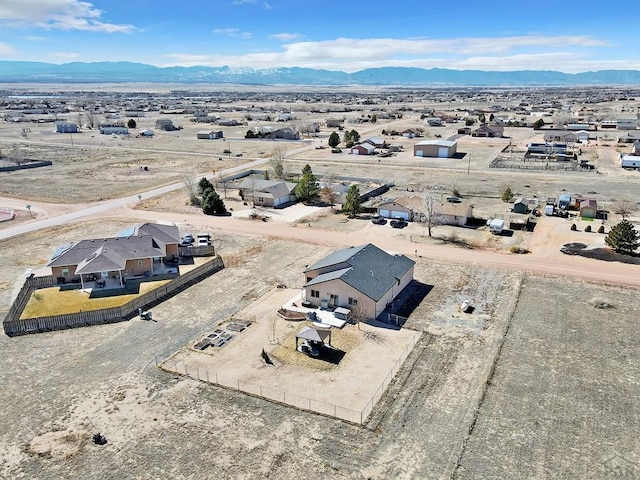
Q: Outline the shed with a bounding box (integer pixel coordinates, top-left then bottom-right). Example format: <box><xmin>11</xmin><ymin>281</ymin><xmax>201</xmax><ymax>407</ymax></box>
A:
<box><xmin>512</xmin><ymin>197</ymin><xmax>529</xmax><ymax>214</ymax></box>
<box><xmin>55</xmin><ymin>121</ymin><xmax>79</xmax><ymax>133</ymax></box>
<box><xmin>352</xmin><ymin>143</ymin><xmax>375</xmax><ymax>155</ymax></box>
<box><xmin>414</xmin><ymin>139</ymin><xmax>457</xmax><ymax>158</ymax></box>
<box><xmin>295</xmin><ymin>326</ymin><xmax>332</xmax><ymax>349</ymax></box>
<box><xmin>579</xmin><ymin>199</ymin><xmax>597</xmax><ymax>218</ymax></box>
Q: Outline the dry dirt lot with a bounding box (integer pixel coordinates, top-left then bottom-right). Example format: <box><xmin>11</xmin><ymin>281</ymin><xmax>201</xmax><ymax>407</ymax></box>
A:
<box><xmin>455</xmin><ymin>276</ymin><xmax>640</xmax><ymax>479</ymax></box>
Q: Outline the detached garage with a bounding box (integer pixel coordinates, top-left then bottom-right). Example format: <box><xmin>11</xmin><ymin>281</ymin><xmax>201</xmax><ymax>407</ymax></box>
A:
<box><xmin>414</xmin><ymin>139</ymin><xmax>457</xmax><ymax>158</ymax></box>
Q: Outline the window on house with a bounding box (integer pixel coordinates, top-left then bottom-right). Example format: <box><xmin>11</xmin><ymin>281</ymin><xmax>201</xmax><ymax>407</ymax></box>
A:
<box><xmin>310</xmin><ymin>289</ymin><xmax>320</xmax><ymax>298</ymax></box>
<box><xmin>348</xmin><ymin>297</ymin><xmax>358</xmax><ymax>306</ymax></box>
<box><xmin>330</xmin><ymin>294</ymin><xmax>339</xmax><ymax>306</ymax></box>
<box><xmin>137</xmin><ymin>260</ymin><xmax>143</xmax><ymax>267</ymax></box>
<box><xmin>61</xmin><ymin>267</ymin><xmax>69</xmax><ymax>276</ymax></box>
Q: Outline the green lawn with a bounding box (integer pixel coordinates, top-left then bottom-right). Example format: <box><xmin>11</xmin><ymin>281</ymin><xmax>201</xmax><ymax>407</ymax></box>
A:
<box><xmin>21</xmin><ymin>279</ymin><xmax>171</xmax><ymax>319</ymax></box>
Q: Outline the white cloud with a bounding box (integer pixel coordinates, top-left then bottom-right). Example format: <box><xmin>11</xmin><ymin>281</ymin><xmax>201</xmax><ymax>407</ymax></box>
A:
<box><xmin>212</xmin><ymin>28</ymin><xmax>251</xmax><ymax>39</ymax></box>
<box><xmin>232</xmin><ymin>0</ymin><xmax>270</xmax><ymax>7</ymax></box>
<box><xmin>0</xmin><ymin>42</ymin><xmax>17</xmax><ymax>56</ymax></box>
<box><xmin>269</xmin><ymin>33</ymin><xmax>302</xmax><ymax>42</ymax></box>
<box><xmin>163</xmin><ymin>35</ymin><xmax>620</xmax><ymax>73</ymax></box>
<box><xmin>0</xmin><ymin>0</ymin><xmax>134</xmax><ymax>33</ymax></box>
<box><xmin>49</xmin><ymin>51</ymin><xmax>80</xmax><ymax>59</ymax></box>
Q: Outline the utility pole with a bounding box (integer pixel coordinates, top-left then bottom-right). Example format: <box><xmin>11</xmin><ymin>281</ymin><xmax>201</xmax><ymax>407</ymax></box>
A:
<box><xmin>467</xmin><ymin>153</ymin><xmax>471</xmax><ymax>175</ymax></box>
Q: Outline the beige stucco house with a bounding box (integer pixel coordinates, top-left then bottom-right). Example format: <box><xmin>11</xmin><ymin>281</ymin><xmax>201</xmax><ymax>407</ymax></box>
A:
<box><xmin>302</xmin><ymin>244</ymin><xmax>415</xmax><ymax>320</ymax></box>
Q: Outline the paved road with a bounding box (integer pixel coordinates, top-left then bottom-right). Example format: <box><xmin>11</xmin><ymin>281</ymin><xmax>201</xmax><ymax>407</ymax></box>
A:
<box><xmin>0</xmin><ymin>156</ymin><xmax>272</xmax><ymax>241</ymax></box>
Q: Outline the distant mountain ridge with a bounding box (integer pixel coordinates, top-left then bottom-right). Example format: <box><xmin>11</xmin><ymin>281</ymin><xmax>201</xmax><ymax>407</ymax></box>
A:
<box><xmin>1</xmin><ymin>61</ymin><xmax>640</xmax><ymax>86</ymax></box>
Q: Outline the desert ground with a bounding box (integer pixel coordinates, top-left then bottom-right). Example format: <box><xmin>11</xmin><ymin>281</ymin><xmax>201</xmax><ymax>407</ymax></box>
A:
<box><xmin>0</xmin><ymin>85</ymin><xmax>639</xmax><ymax>479</ymax></box>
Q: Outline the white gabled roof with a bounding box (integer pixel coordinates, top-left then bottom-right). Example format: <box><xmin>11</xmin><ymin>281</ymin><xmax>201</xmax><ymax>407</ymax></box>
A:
<box><xmin>414</xmin><ymin>139</ymin><xmax>457</xmax><ymax>148</ymax></box>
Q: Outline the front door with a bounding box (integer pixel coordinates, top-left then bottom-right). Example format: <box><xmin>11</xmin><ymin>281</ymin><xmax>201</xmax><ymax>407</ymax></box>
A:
<box><xmin>101</xmin><ymin>271</ymin><xmax>108</xmax><ymax>278</ymax></box>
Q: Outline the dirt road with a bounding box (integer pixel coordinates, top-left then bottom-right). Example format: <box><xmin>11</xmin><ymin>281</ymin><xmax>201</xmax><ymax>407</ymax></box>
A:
<box><xmin>109</xmin><ymin>206</ymin><xmax>640</xmax><ymax>288</ymax></box>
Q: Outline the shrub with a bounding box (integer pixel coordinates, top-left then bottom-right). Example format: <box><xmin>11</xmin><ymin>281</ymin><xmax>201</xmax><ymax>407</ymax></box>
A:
<box><xmin>501</xmin><ymin>186</ymin><xmax>513</xmax><ymax>202</ymax></box>
<box><xmin>509</xmin><ymin>246</ymin><xmax>530</xmax><ymax>254</ymax></box>
<box><xmin>570</xmin><ymin>223</ymin><xmax>577</xmax><ymax>231</ymax></box>
<box><xmin>598</xmin><ymin>225</ymin><xmax>605</xmax><ymax>234</ymax></box>
<box><xmin>585</xmin><ymin>225</ymin><xmax>591</xmax><ymax>232</ymax></box>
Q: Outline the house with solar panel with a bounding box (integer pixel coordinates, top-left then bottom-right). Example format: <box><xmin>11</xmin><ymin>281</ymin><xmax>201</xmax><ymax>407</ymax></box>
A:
<box><xmin>302</xmin><ymin>244</ymin><xmax>415</xmax><ymax>320</ymax></box>
<box><xmin>46</xmin><ymin>223</ymin><xmax>181</xmax><ymax>290</ymax></box>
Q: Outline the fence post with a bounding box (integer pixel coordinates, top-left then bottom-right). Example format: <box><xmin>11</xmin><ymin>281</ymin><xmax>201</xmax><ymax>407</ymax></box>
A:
<box><xmin>196</xmin><ymin>367</ymin><xmax>200</xmax><ymax>381</ymax></box>
<box><xmin>206</xmin><ymin>370</ymin><xmax>209</xmax><ymax>383</ymax></box>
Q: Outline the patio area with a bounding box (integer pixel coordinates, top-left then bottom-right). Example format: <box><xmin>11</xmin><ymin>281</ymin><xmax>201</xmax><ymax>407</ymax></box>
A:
<box><xmin>282</xmin><ymin>292</ymin><xmax>349</xmax><ymax>328</ymax></box>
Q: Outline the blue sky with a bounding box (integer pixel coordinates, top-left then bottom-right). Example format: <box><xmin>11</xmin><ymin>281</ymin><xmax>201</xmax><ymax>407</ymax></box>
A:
<box><xmin>0</xmin><ymin>0</ymin><xmax>637</xmax><ymax>72</ymax></box>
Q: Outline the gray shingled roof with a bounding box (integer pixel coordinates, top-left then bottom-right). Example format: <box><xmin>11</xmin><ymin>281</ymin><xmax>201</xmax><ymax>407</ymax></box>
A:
<box><xmin>47</xmin><ymin>235</ymin><xmax>165</xmax><ymax>272</ymax></box>
<box><xmin>136</xmin><ymin>222</ymin><xmax>180</xmax><ymax>251</ymax></box>
<box><xmin>304</xmin><ymin>244</ymin><xmax>415</xmax><ymax>302</ymax></box>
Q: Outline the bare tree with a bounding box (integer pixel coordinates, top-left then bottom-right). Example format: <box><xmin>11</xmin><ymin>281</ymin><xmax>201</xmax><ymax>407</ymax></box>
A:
<box><xmin>269</xmin><ymin>149</ymin><xmax>286</xmax><ymax>179</ymax></box>
<box><xmin>216</xmin><ymin>172</ymin><xmax>232</xmax><ymax>199</ymax></box>
<box><xmin>320</xmin><ymin>171</ymin><xmax>338</xmax><ymax>210</ymax></box>
<box><xmin>423</xmin><ymin>186</ymin><xmax>442</xmax><ymax>237</ymax></box>
<box><xmin>614</xmin><ymin>197</ymin><xmax>636</xmax><ymax>220</ymax></box>
<box><xmin>84</xmin><ymin>103</ymin><xmax>97</xmax><ymax>129</ymax></box>
<box><xmin>183</xmin><ymin>173</ymin><xmax>198</xmax><ymax>206</ymax></box>
<box><xmin>349</xmin><ymin>305</ymin><xmax>369</xmax><ymax>331</ymax></box>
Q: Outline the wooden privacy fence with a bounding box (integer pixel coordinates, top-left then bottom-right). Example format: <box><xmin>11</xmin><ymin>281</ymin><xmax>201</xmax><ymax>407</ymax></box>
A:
<box><xmin>3</xmin><ymin>256</ymin><xmax>224</xmax><ymax>337</ymax></box>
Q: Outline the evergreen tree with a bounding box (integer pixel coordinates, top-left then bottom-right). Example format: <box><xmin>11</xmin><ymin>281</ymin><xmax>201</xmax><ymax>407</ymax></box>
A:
<box><xmin>202</xmin><ymin>188</ymin><xmax>227</xmax><ymax>216</ymax></box>
<box><xmin>294</xmin><ymin>164</ymin><xmax>319</xmax><ymax>203</ymax></box>
<box><xmin>605</xmin><ymin>220</ymin><xmax>639</xmax><ymax>255</ymax></box>
<box><xmin>328</xmin><ymin>132</ymin><xmax>340</xmax><ymax>148</ymax></box>
<box><xmin>198</xmin><ymin>177</ymin><xmax>213</xmax><ymax>195</ymax></box>
<box><xmin>343</xmin><ymin>185</ymin><xmax>362</xmax><ymax>218</ymax></box>
<box><xmin>127</xmin><ymin>118</ymin><xmax>137</xmax><ymax>129</ymax></box>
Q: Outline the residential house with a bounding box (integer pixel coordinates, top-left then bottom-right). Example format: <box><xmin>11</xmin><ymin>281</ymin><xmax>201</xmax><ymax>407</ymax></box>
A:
<box><xmin>427</xmin><ymin>117</ymin><xmax>443</xmax><ymax>126</ymax></box>
<box><xmin>197</xmin><ymin>130</ymin><xmax>224</xmax><ymax>140</ymax></box>
<box><xmin>46</xmin><ymin>223</ymin><xmax>180</xmax><ymax>289</ymax></box>
<box><xmin>155</xmin><ymin>118</ymin><xmax>177</xmax><ymax>131</ymax></box>
<box><xmin>99</xmin><ymin>122</ymin><xmax>128</xmax><ymax>135</ymax></box>
<box><xmin>414</xmin><ymin>139</ymin><xmax>458</xmax><ymax>158</ymax></box>
<box><xmin>376</xmin><ymin>196</ymin><xmax>423</xmax><ymax>221</ymax></box>
<box><xmin>457</xmin><ymin>127</ymin><xmax>472</xmax><ymax>135</ymax></box>
<box><xmin>267</xmin><ymin>127</ymin><xmax>299</xmax><ymax>140</ymax></box>
<box><xmin>216</xmin><ymin>118</ymin><xmax>240</xmax><ymax>127</ymax></box>
<box><xmin>618</xmin><ymin>132</ymin><xmax>640</xmax><ymax>144</ymax></box>
<box><xmin>617</xmin><ymin>119</ymin><xmax>638</xmax><ymax>130</ymax></box>
<box><xmin>238</xmin><ymin>178</ymin><xmax>297</xmax><ymax>208</ymax></box>
<box><xmin>471</xmin><ymin>124</ymin><xmax>504</xmax><ymax>138</ymax></box>
<box><xmin>402</xmin><ymin>129</ymin><xmax>419</xmax><ymax>138</ymax></box>
<box><xmin>351</xmin><ymin>143</ymin><xmax>376</xmax><ymax>155</ymax></box>
<box><xmin>302</xmin><ymin>244</ymin><xmax>415</xmax><ymax>320</ymax></box>
<box><xmin>363</xmin><ymin>136</ymin><xmax>387</xmax><ymax>148</ymax></box>
<box><xmin>633</xmin><ymin>141</ymin><xmax>640</xmax><ymax>155</ymax></box>
<box><xmin>325</xmin><ymin>118</ymin><xmax>344</xmax><ymax>128</ymax></box>
<box><xmin>325</xmin><ymin>119</ymin><xmax>343</xmax><ymax>128</ymax></box>
<box><xmin>544</xmin><ymin>131</ymin><xmax>578</xmax><ymax>143</ymax></box>
<box><xmin>438</xmin><ymin>201</ymin><xmax>473</xmax><ymax>227</ymax></box>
